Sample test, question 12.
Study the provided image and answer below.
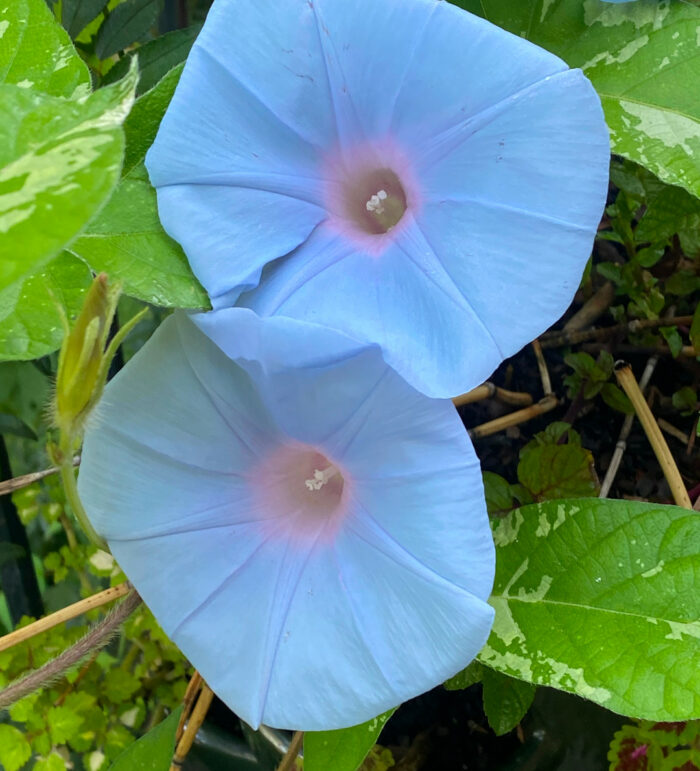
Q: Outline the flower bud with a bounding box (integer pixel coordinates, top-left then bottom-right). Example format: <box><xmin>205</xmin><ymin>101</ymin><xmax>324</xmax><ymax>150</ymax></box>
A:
<box><xmin>53</xmin><ymin>273</ymin><xmax>120</xmax><ymax>436</ymax></box>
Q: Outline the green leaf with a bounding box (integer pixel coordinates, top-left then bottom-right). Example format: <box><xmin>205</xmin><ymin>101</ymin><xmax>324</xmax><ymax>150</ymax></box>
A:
<box><xmin>481</xmin><ymin>499</ymin><xmax>700</xmax><ymax>721</ymax></box>
<box><xmin>444</xmin><ymin>659</ymin><xmax>483</xmax><ymax>691</ymax></box>
<box><xmin>104</xmin><ymin>25</ymin><xmax>199</xmax><ymax>96</ymax></box>
<box><xmin>0</xmin><ymin>412</ymin><xmax>37</xmax><ymax>438</ymax></box>
<box><xmin>454</xmin><ymin>0</ymin><xmax>700</xmax><ymax>200</ymax></box>
<box><xmin>481</xmin><ymin>668</ymin><xmax>536</xmax><ymax>736</ymax></box>
<box><xmin>62</xmin><ymin>0</ymin><xmax>108</xmax><ymax>39</ymax></box>
<box><xmin>660</xmin><ymin>325</ymin><xmax>684</xmax><ymax>358</ymax></box>
<box><xmin>0</xmin><ymin>253</ymin><xmax>92</xmax><ymax>361</ymax></box>
<box><xmin>123</xmin><ymin>63</ymin><xmax>183</xmax><ymax>175</ymax></box>
<box><xmin>636</xmin><ymin>183</ymin><xmax>700</xmax><ymax>247</ymax></box>
<box><xmin>108</xmin><ymin>706</ymin><xmax>182</xmax><ymax>770</ymax></box>
<box><xmin>304</xmin><ymin>709</ymin><xmax>396</xmax><ymax>771</ymax></box>
<box><xmin>0</xmin><ymin>0</ymin><xmax>90</xmax><ymax>98</ymax></box>
<box><xmin>102</xmin><ymin>668</ymin><xmax>140</xmax><ymax>703</ymax></box>
<box><xmin>0</xmin><ymin>724</ymin><xmax>31</xmax><ymax>771</ymax></box>
<box><xmin>47</xmin><ymin>704</ymin><xmax>85</xmax><ymax>744</ymax></box>
<box><xmin>70</xmin><ymin>163</ymin><xmax>209</xmax><ymax>308</ymax></box>
<box><xmin>672</xmin><ymin>386</ymin><xmax>697</xmax><ymax>415</ymax></box>
<box><xmin>0</xmin><ymin>63</ymin><xmax>138</xmax><ymax>291</ymax></box>
<box><xmin>33</xmin><ymin>753</ymin><xmax>67</xmax><ymax>771</ymax></box>
<box><xmin>691</xmin><ymin>303</ymin><xmax>700</xmax><ymax>351</ymax></box>
<box><xmin>517</xmin><ymin>444</ymin><xmax>599</xmax><ymax>500</ymax></box>
<box><xmin>96</xmin><ymin>0</ymin><xmax>161</xmax><ymax>59</ymax></box>
<box><xmin>483</xmin><ymin>471</ymin><xmax>515</xmax><ymax>516</ymax></box>
<box><xmin>600</xmin><ymin>382</ymin><xmax>634</xmax><ymax>415</ymax></box>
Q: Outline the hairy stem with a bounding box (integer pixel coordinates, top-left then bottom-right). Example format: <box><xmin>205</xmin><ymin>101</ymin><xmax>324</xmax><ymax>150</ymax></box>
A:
<box><xmin>0</xmin><ymin>591</ymin><xmax>141</xmax><ymax>710</ymax></box>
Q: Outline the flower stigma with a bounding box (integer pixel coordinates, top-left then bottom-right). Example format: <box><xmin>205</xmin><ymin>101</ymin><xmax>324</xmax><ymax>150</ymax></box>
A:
<box><xmin>342</xmin><ymin>167</ymin><xmax>408</xmax><ymax>235</ymax></box>
<box><xmin>305</xmin><ymin>464</ymin><xmax>341</xmax><ymax>491</ymax></box>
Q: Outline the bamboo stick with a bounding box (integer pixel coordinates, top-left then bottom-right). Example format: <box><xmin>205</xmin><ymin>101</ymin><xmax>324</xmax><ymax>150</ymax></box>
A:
<box><xmin>0</xmin><ymin>583</ymin><xmax>130</xmax><ymax>654</ymax></box>
<box><xmin>469</xmin><ymin>395</ymin><xmax>558</xmax><ymax>438</ymax></box>
<box><xmin>170</xmin><ymin>684</ymin><xmax>215</xmax><ymax>770</ymax></box>
<box><xmin>277</xmin><ymin>731</ymin><xmax>304</xmax><ymax>771</ymax></box>
<box><xmin>614</xmin><ymin>362</ymin><xmax>692</xmax><ymax>509</ymax></box>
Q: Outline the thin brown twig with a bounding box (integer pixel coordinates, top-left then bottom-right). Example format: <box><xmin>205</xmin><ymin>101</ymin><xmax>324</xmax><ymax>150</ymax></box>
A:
<box><xmin>540</xmin><ymin>315</ymin><xmax>693</xmax><ymax>349</ymax></box>
<box><xmin>170</xmin><ymin>683</ymin><xmax>215</xmax><ymax>770</ymax></box>
<box><xmin>563</xmin><ymin>281</ymin><xmax>615</xmax><ymax>332</ymax></box>
<box><xmin>614</xmin><ymin>362</ymin><xmax>692</xmax><ymax>509</ymax></box>
<box><xmin>453</xmin><ymin>382</ymin><xmax>533</xmax><ymax>407</ymax></box>
<box><xmin>175</xmin><ymin>671</ymin><xmax>203</xmax><ymax>744</ymax></box>
<box><xmin>531</xmin><ymin>339</ymin><xmax>552</xmax><ymax>396</ymax></box>
<box><xmin>0</xmin><ymin>583</ymin><xmax>130</xmax><ymax>654</ymax></box>
<box><xmin>0</xmin><ymin>591</ymin><xmax>141</xmax><ymax>709</ymax></box>
<box><xmin>581</xmin><ymin>343</ymin><xmax>698</xmax><ymax>358</ymax></box>
<box><xmin>276</xmin><ymin>731</ymin><xmax>304</xmax><ymax>771</ymax></box>
<box><xmin>469</xmin><ymin>395</ymin><xmax>558</xmax><ymax>438</ymax></box>
<box><xmin>599</xmin><ymin>356</ymin><xmax>658</xmax><ymax>498</ymax></box>
<box><xmin>0</xmin><ymin>456</ymin><xmax>80</xmax><ymax>497</ymax></box>
<box><xmin>658</xmin><ymin>418</ymin><xmax>691</xmax><ymax>447</ymax></box>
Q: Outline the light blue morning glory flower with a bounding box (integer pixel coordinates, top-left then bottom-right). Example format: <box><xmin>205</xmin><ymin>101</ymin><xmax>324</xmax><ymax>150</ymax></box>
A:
<box><xmin>77</xmin><ymin>309</ymin><xmax>495</xmax><ymax>730</ymax></box>
<box><xmin>146</xmin><ymin>0</ymin><xmax>610</xmax><ymax>398</ymax></box>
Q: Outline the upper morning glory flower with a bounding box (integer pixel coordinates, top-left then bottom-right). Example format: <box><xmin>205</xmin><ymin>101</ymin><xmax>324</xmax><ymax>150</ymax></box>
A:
<box><xmin>146</xmin><ymin>0</ymin><xmax>610</xmax><ymax>398</ymax></box>
<box><xmin>77</xmin><ymin>309</ymin><xmax>495</xmax><ymax>730</ymax></box>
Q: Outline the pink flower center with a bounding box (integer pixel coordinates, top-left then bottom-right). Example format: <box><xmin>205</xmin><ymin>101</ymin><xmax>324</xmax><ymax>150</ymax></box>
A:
<box><xmin>341</xmin><ymin>167</ymin><xmax>407</xmax><ymax>235</ymax></box>
<box><xmin>252</xmin><ymin>444</ymin><xmax>349</xmax><ymax>540</ymax></box>
<box><xmin>322</xmin><ymin>139</ymin><xmax>420</xmax><ymax>253</ymax></box>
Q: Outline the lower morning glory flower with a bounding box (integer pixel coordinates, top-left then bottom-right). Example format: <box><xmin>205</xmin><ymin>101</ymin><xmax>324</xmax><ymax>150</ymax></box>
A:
<box><xmin>145</xmin><ymin>0</ymin><xmax>610</xmax><ymax>398</ymax></box>
<box><xmin>77</xmin><ymin>309</ymin><xmax>495</xmax><ymax>730</ymax></box>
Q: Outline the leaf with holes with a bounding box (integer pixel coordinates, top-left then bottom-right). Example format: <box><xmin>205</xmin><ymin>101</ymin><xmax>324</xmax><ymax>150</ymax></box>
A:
<box><xmin>452</xmin><ymin>0</ymin><xmax>700</xmax><ymax>200</ymax></box>
<box><xmin>481</xmin><ymin>498</ymin><xmax>700</xmax><ymax>721</ymax></box>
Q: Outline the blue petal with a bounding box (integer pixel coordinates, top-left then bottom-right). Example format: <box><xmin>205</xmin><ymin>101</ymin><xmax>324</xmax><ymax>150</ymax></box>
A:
<box><xmin>79</xmin><ymin>310</ymin><xmax>496</xmax><ymax>730</ymax></box>
<box><xmin>237</xmin><ymin>222</ymin><xmax>503</xmax><ymax>397</ymax></box>
<box><xmin>79</xmin><ymin>315</ymin><xmax>281</xmax><ymax>540</ymax></box>
<box><xmin>145</xmin><ymin>0</ymin><xmax>334</xmax><ymax>304</ymax></box>
<box><xmin>258</xmin><ymin>525</ymin><xmax>494</xmax><ymax>729</ymax></box>
<box><xmin>154</xmin><ymin>184</ymin><xmax>325</xmax><ymax>306</ymax></box>
<box><xmin>191</xmin><ymin>307</ymin><xmax>389</xmax><ymax>446</ymax></box>
<box><xmin>414</xmin><ymin>68</ymin><xmax>609</xmax><ymax>364</ymax></box>
<box><xmin>389</xmin><ymin>0</ymin><xmax>568</xmax><ymax>149</ymax></box>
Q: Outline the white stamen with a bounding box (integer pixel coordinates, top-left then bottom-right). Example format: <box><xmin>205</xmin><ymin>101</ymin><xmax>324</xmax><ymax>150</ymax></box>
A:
<box><xmin>305</xmin><ymin>465</ymin><xmax>340</xmax><ymax>491</ymax></box>
<box><xmin>365</xmin><ymin>189</ymin><xmax>388</xmax><ymax>215</ymax></box>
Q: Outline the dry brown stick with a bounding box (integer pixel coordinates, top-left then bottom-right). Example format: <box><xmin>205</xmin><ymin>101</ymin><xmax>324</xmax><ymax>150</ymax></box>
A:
<box><xmin>531</xmin><ymin>339</ymin><xmax>553</xmax><ymax>396</ymax></box>
<box><xmin>583</xmin><ymin>343</ymin><xmax>698</xmax><ymax>358</ymax></box>
<box><xmin>453</xmin><ymin>383</ymin><xmax>494</xmax><ymax>405</ymax></box>
<box><xmin>0</xmin><ymin>583</ymin><xmax>130</xmax><ymax>654</ymax></box>
<box><xmin>563</xmin><ymin>281</ymin><xmax>615</xmax><ymax>332</ymax></box>
<box><xmin>0</xmin><ymin>456</ymin><xmax>80</xmax><ymax>498</ymax></box>
<box><xmin>540</xmin><ymin>315</ymin><xmax>693</xmax><ymax>349</ymax></box>
<box><xmin>276</xmin><ymin>731</ymin><xmax>304</xmax><ymax>771</ymax></box>
<box><xmin>658</xmin><ymin>418</ymin><xmax>691</xmax><ymax>446</ymax></box>
<box><xmin>615</xmin><ymin>362</ymin><xmax>692</xmax><ymax>508</ymax></box>
<box><xmin>0</xmin><ymin>591</ymin><xmax>141</xmax><ymax>710</ymax></box>
<box><xmin>170</xmin><ymin>683</ymin><xmax>215</xmax><ymax>770</ymax></box>
<box><xmin>599</xmin><ymin>356</ymin><xmax>658</xmax><ymax>499</ymax></box>
<box><xmin>453</xmin><ymin>382</ymin><xmax>533</xmax><ymax>407</ymax></box>
<box><xmin>469</xmin><ymin>395</ymin><xmax>558</xmax><ymax>439</ymax></box>
<box><xmin>175</xmin><ymin>671</ymin><xmax>204</xmax><ymax>744</ymax></box>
